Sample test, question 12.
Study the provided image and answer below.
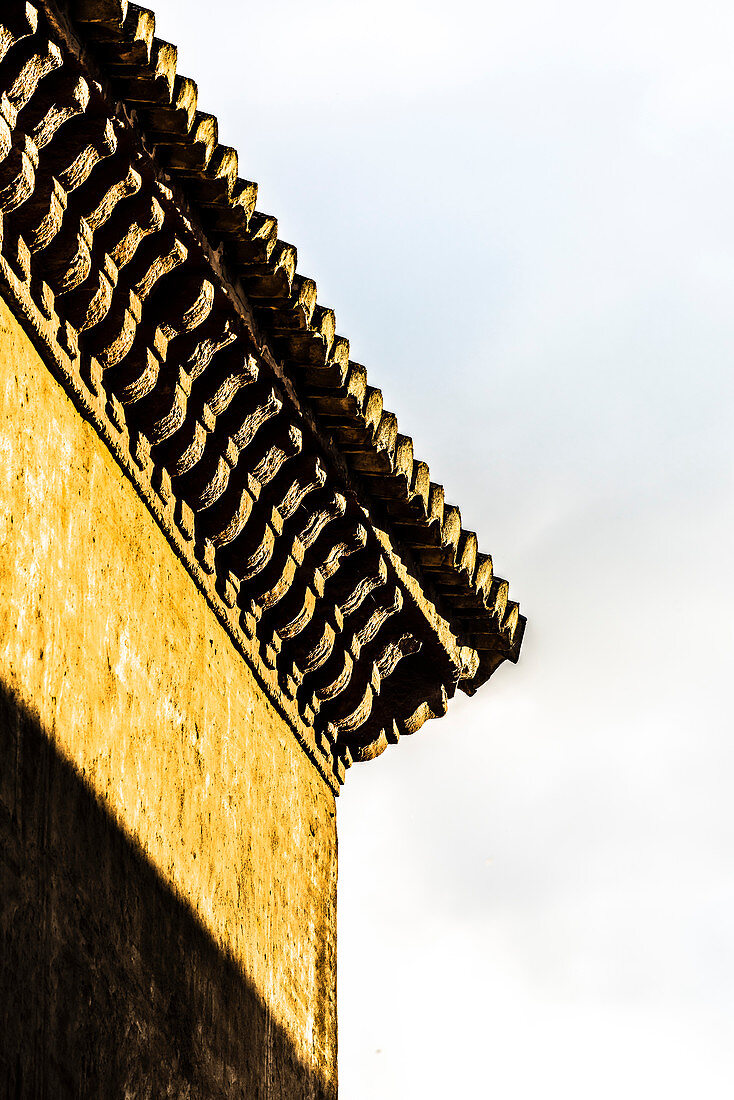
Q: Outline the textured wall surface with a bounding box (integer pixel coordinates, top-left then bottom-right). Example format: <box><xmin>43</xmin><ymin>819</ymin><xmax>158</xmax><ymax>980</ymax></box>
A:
<box><xmin>0</xmin><ymin>296</ymin><xmax>337</xmax><ymax>1098</ymax></box>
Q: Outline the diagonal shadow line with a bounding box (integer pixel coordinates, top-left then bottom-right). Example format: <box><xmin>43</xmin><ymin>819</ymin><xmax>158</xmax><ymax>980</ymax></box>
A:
<box><xmin>0</xmin><ymin>679</ymin><xmax>335</xmax><ymax>1100</ymax></box>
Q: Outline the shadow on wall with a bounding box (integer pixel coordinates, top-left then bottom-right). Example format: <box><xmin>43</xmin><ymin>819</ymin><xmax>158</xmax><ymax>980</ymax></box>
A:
<box><xmin>0</xmin><ymin>679</ymin><xmax>332</xmax><ymax>1100</ymax></box>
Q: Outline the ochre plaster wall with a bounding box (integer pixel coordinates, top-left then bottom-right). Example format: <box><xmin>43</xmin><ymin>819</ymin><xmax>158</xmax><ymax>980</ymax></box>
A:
<box><xmin>0</xmin><ymin>296</ymin><xmax>337</xmax><ymax>1098</ymax></box>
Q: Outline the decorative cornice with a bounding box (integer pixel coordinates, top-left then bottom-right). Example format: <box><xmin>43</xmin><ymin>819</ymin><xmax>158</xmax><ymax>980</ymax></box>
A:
<box><xmin>0</xmin><ymin>0</ymin><xmax>524</xmax><ymax>789</ymax></box>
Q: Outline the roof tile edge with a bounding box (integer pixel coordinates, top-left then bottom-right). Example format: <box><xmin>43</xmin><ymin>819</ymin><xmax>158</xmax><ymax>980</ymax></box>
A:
<box><xmin>0</xmin><ymin>0</ymin><xmax>524</xmax><ymax>789</ymax></box>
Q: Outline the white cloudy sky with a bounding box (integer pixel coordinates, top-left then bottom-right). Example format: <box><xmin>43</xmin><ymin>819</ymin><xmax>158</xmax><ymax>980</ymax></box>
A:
<box><xmin>151</xmin><ymin>1</ymin><xmax>734</xmax><ymax>1095</ymax></box>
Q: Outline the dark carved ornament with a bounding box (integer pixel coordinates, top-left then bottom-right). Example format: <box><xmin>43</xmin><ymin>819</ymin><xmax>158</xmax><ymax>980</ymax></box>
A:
<box><xmin>0</xmin><ymin>0</ymin><xmax>523</xmax><ymax>791</ymax></box>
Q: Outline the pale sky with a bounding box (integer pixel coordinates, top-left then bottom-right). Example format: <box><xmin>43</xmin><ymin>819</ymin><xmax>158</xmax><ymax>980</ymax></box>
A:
<box><xmin>150</xmin><ymin>2</ymin><xmax>734</xmax><ymax>1095</ymax></box>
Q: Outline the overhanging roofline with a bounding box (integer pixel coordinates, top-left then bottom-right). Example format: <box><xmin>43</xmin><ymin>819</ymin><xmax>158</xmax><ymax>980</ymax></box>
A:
<box><xmin>0</xmin><ymin>0</ymin><xmax>524</xmax><ymax>789</ymax></box>
<box><xmin>61</xmin><ymin>0</ymin><xmax>525</xmax><ymax>690</ymax></box>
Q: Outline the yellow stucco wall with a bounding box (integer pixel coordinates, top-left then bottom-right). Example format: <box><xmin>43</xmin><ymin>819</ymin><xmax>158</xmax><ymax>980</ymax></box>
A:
<box><xmin>0</xmin><ymin>295</ymin><xmax>337</xmax><ymax>1097</ymax></box>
